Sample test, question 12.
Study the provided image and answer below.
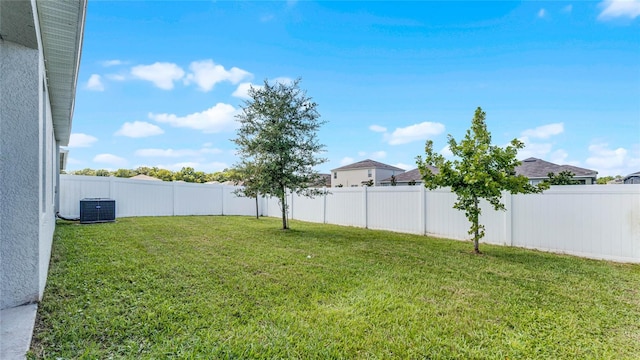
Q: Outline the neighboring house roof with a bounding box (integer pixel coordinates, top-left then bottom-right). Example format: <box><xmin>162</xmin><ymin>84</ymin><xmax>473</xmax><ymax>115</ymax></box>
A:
<box><xmin>380</xmin><ymin>166</ymin><xmax>439</xmax><ymax>183</ymax></box>
<box><xmin>130</xmin><ymin>174</ymin><xmax>161</xmax><ymax>181</ymax></box>
<box><xmin>332</xmin><ymin>159</ymin><xmax>405</xmax><ymax>172</ymax></box>
<box><xmin>624</xmin><ymin>171</ymin><xmax>640</xmax><ymax>180</ymax></box>
<box><xmin>515</xmin><ymin>158</ymin><xmax>597</xmax><ymax>178</ymax></box>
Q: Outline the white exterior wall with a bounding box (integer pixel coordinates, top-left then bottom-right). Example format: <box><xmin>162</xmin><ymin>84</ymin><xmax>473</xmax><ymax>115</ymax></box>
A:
<box><xmin>332</xmin><ymin>168</ymin><xmax>403</xmax><ymax>187</ymax></box>
<box><xmin>0</xmin><ymin>35</ymin><xmax>58</xmax><ymax>308</ymax></box>
<box><xmin>332</xmin><ymin>168</ymin><xmax>369</xmax><ymax>187</ymax></box>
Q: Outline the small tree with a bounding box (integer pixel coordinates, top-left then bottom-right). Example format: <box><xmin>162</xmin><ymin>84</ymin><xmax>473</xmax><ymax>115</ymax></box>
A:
<box><xmin>390</xmin><ymin>175</ymin><xmax>397</xmax><ymax>186</ymax></box>
<box><xmin>545</xmin><ymin>170</ymin><xmax>580</xmax><ymax>185</ymax></box>
<box><xmin>233</xmin><ymin>78</ymin><xmax>327</xmax><ymax>230</ymax></box>
<box><xmin>416</xmin><ymin>107</ymin><xmax>548</xmax><ymax>254</ymax></box>
<box><xmin>364</xmin><ymin>179</ymin><xmax>374</xmax><ymax>187</ymax></box>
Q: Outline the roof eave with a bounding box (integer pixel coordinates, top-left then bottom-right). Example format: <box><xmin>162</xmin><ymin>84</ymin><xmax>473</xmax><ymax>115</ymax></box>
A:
<box><xmin>36</xmin><ymin>0</ymin><xmax>87</xmax><ymax>146</ymax></box>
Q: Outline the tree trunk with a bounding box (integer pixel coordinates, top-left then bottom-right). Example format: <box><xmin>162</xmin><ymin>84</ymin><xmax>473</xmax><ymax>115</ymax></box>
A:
<box><xmin>280</xmin><ymin>189</ymin><xmax>288</xmax><ymax>230</ymax></box>
<box><xmin>473</xmin><ymin>196</ymin><xmax>481</xmax><ymax>254</ymax></box>
<box><xmin>255</xmin><ymin>194</ymin><xmax>259</xmax><ymax>219</ymax></box>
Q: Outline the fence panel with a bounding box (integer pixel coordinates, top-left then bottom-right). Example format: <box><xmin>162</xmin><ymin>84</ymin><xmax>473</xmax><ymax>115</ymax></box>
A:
<box><xmin>113</xmin><ymin>179</ymin><xmax>174</xmax><ymax>217</ymax></box>
<box><xmin>174</xmin><ymin>183</ymin><xmax>223</xmax><ymax>216</ymax></box>
<box><xmin>366</xmin><ymin>186</ymin><xmax>423</xmax><ymax>234</ymax></box>
<box><xmin>511</xmin><ymin>185</ymin><xmax>640</xmax><ymax>262</ymax></box>
<box><xmin>222</xmin><ymin>187</ymin><xmax>259</xmax><ymax>216</ymax></box>
<box><xmin>291</xmin><ymin>192</ymin><xmax>326</xmax><ymax>223</ymax></box>
<box><xmin>59</xmin><ymin>175</ymin><xmax>111</xmax><ymax>217</ymax></box>
<box><xmin>325</xmin><ymin>188</ymin><xmax>366</xmax><ymax>227</ymax></box>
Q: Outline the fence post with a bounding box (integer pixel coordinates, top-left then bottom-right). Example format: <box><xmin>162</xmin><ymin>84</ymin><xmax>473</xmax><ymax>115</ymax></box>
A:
<box><xmin>172</xmin><ymin>182</ymin><xmax>176</xmax><ymax>216</ymax></box>
<box><xmin>363</xmin><ymin>186</ymin><xmax>368</xmax><ymax>229</ymax></box>
<box><xmin>322</xmin><ymin>187</ymin><xmax>327</xmax><ymax>224</ymax></box>
<box><xmin>506</xmin><ymin>191</ymin><xmax>513</xmax><ymax>246</ymax></box>
<box><xmin>420</xmin><ymin>186</ymin><xmax>427</xmax><ymax>235</ymax></box>
<box><xmin>221</xmin><ymin>185</ymin><xmax>225</xmax><ymax>216</ymax></box>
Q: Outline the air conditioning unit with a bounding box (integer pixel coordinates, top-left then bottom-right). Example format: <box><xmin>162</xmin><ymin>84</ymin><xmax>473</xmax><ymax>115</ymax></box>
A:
<box><xmin>80</xmin><ymin>198</ymin><xmax>116</xmax><ymax>224</ymax></box>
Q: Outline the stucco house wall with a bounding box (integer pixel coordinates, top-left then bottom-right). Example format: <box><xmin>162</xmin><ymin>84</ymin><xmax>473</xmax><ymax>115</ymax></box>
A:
<box><xmin>0</xmin><ymin>0</ymin><xmax>85</xmax><ymax>310</ymax></box>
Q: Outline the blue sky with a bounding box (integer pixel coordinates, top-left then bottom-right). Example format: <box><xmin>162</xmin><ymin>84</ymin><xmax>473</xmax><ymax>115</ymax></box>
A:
<box><xmin>67</xmin><ymin>0</ymin><xmax>640</xmax><ymax>177</ymax></box>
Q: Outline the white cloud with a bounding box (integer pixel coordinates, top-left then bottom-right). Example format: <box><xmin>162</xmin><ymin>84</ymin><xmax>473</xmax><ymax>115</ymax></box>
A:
<box><xmin>585</xmin><ymin>143</ymin><xmax>630</xmax><ymax>172</ymax></box>
<box><xmin>357</xmin><ymin>151</ymin><xmax>367</xmax><ymax>157</ymax></box>
<box><xmin>115</xmin><ymin>121</ymin><xmax>164</xmax><ymax>138</ymax></box>
<box><xmin>131</xmin><ymin>62</ymin><xmax>185</xmax><ymax>90</ymax></box>
<box><xmin>538</xmin><ymin>8</ymin><xmax>547</xmax><ymax>18</ymax></box>
<box><xmin>86</xmin><ymin>74</ymin><xmax>104</xmax><ymax>91</ymax></box>
<box><xmin>369</xmin><ymin>125</ymin><xmax>387</xmax><ymax>133</ymax></box>
<box><xmin>232</xmin><ymin>82</ymin><xmax>258</xmax><ymax>99</ymax></box>
<box><xmin>232</xmin><ymin>78</ymin><xmax>292</xmax><ymax>99</ymax></box>
<box><xmin>101</xmin><ymin>59</ymin><xmax>125</xmax><ymax>67</ymax></box>
<box><xmin>149</xmin><ymin>103</ymin><xmax>237</xmax><ymax>133</ymax></box>
<box><xmin>340</xmin><ymin>157</ymin><xmax>355</xmax><ymax>166</ymax></box>
<box><xmin>598</xmin><ymin>0</ymin><xmax>640</xmax><ymax>20</ymax></box>
<box><xmin>93</xmin><ymin>154</ymin><xmax>128</xmax><ymax>167</ymax></box>
<box><xmin>521</xmin><ymin>123</ymin><xmax>564</xmax><ymax>139</ymax></box>
<box><xmin>516</xmin><ymin>136</ymin><xmax>554</xmax><ymax>160</ymax></box>
<box><xmin>440</xmin><ymin>145</ymin><xmax>453</xmax><ymax>158</ymax></box>
<box><xmin>106</xmin><ymin>73</ymin><xmax>127</xmax><ymax>81</ymax></box>
<box><xmin>184</xmin><ymin>60</ymin><xmax>252</xmax><ymax>92</ymax></box>
<box><xmin>67</xmin><ymin>133</ymin><xmax>98</xmax><ymax>148</ymax></box>
<box><xmin>549</xmin><ymin>149</ymin><xmax>570</xmax><ymax>165</ymax></box>
<box><xmin>135</xmin><ymin>147</ymin><xmax>222</xmax><ymax>158</ymax></box>
<box><xmin>562</xmin><ymin>4</ymin><xmax>573</xmax><ymax>13</ymax></box>
<box><xmin>387</xmin><ymin>122</ymin><xmax>445</xmax><ymax>145</ymax></box>
<box><xmin>370</xmin><ymin>151</ymin><xmax>387</xmax><ymax>159</ymax></box>
<box><xmin>394</xmin><ymin>163</ymin><xmax>413</xmax><ymax>171</ymax></box>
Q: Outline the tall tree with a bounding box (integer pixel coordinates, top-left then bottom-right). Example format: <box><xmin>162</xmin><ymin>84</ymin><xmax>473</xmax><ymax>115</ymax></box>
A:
<box><xmin>416</xmin><ymin>107</ymin><xmax>548</xmax><ymax>254</ymax></box>
<box><xmin>233</xmin><ymin>78</ymin><xmax>327</xmax><ymax>229</ymax></box>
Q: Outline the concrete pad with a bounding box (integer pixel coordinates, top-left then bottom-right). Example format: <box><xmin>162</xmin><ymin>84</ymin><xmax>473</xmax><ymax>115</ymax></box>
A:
<box><xmin>0</xmin><ymin>303</ymin><xmax>37</xmax><ymax>360</ymax></box>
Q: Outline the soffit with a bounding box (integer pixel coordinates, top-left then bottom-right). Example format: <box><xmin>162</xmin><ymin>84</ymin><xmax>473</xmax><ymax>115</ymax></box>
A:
<box><xmin>36</xmin><ymin>0</ymin><xmax>87</xmax><ymax>146</ymax></box>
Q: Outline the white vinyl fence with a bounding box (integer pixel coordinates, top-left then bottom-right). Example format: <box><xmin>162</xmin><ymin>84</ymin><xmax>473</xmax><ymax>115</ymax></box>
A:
<box><xmin>60</xmin><ymin>175</ymin><xmax>640</xmax><ymax>263</ymax></box>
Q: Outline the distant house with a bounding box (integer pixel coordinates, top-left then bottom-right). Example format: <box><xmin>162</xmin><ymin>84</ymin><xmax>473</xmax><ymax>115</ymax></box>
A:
<box><xmin>624</xmin><ymin>171</ymin><xmax>640</xmax><ymax>184</ymax></box>
<box><xmin>130</xmin><ymin>174</ymin><xmax>162</xmax><ymax>181</ymax></box>
<box><xmin>380</xmin><ymin>165</ymin><xmax>438</xmax><ymax>186</ymax></box>
<box><xmin>331</xmin><ymin>159</ymin><xmax>405</xmax><ymax>187</ymax></box>
<box><xmin>515</xmin><ymin>157</ymin><xmax>598</xmax><ymax>185</ymax></box>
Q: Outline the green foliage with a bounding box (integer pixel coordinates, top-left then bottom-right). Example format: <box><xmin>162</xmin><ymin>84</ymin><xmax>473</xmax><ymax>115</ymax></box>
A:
<box><xmin>544</xmin><ymin>170</ymin><xmax>580</xmax><ymax>185</ymax></box>
<box><xmin>390</xmin><ymin>175</ymin><xmax>397</xmax><ymax>186</ymax></box>
<box><xmin>407</xmin><ymin>179</ymin><xmax>417</xmax><ymax>186</ymax></box>
<box><xmin>174</xmin><ymin>167</ymin><xmax>207</xmax><ymax>183</ymax></box>
<box><xmin>113</xmin><ymin>169</ymin><xmax>136</xmax><ymax>178</ymax></box>
<box><xmin>416</xmin><ymin>107</ymin><xmax>549</xmax><ymax>253</ymax></box>
<box><xmin>31</xmin><ymin>217</ymin><xmax>640</xmax><ymax>359</ymax></box>
<box><xmin>596</xmin><ymin>175</ymin><xmax>622</xmax><ymax>185</ymax></box>
<box><xmin>70</xmin><ymin>168</ymin><xmax>96</xmax><ymax>176</ymax></box>
<box><xmin>233</xmin><ymin>78</ymin><xmax>327</xmax><ymax>229</ymax></box>
<box><xmin>364</xmin><ymin>179</ymin><xmax>374</xmax><ymax>187</ymax></box>
<box><xmin>95</xmin><ymin>169</ymin><xmax>110</xmax><ymax>177</ymax></box>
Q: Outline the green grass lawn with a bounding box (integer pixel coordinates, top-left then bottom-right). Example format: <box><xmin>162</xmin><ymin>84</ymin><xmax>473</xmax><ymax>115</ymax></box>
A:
<box><xmin>30</xmin><ymin>216</ymin><xmax>640</xmax><ymax>359</ymax></box>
